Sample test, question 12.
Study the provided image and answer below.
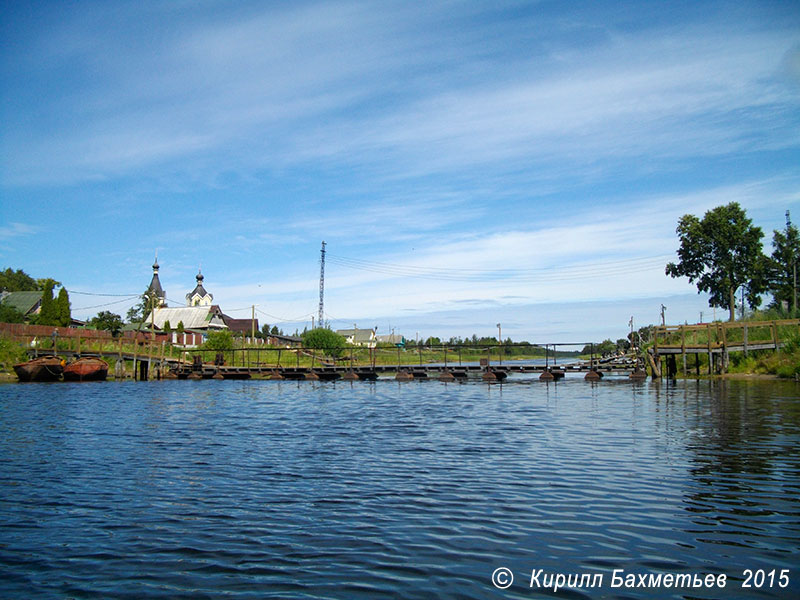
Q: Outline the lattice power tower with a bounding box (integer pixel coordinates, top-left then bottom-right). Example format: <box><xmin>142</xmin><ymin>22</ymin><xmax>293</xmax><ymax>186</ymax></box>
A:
<box><xmin>318</xmin><ymin>241</ymin><xmax>326</xmax><ymax>328</ymax></box>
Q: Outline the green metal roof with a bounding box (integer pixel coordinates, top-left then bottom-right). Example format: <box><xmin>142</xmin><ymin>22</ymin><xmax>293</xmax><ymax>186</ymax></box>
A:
<box><xmin>0</xmin><ymin>291</ymin><xmax>42</xmax><ymax>315</ymax></box>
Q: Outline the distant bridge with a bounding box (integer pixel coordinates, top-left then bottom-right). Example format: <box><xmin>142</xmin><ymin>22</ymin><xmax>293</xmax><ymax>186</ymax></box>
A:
<box><xmin>27</xmin><ymin>345</ymin><xmax>640</xmax><ymax>381</ymax></box>
<box><xmin>20</xmin><ymin>318</ymin><xmax>798</xmax><ymax>381</ymax></box>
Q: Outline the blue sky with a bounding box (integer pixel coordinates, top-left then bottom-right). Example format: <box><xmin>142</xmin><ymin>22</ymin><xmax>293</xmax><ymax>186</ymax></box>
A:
<box><xmin>1</xmin><ymin>0</ymin><xmax>799</xmax><ymax>343</ymax></box>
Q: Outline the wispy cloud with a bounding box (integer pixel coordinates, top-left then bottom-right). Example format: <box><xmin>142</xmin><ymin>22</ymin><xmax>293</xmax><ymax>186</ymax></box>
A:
<box><xmin>3</xmin><ymin>2</ymin><xmax>798</xmax><ymax>187</ymax></box>
<box><xmin>0</xmin><ymin>222</ymin><xmax>38</xmax><ymax>241</ymax></box>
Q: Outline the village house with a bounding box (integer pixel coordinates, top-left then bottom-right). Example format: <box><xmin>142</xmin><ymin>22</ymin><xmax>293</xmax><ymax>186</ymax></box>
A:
<box><xmin>336</xmin><ymin>327</ymin><xmax>378</xmax><ymax>348</ymax></box>
<box><xmin>375</xmin><ymin>332</ymin><xmax>406</xmax><ymax>347</ymax></box>
<box><xmin>0</xmin><ymin>290</ymin><xmax>43</xmax><ymax>319</ymax></box>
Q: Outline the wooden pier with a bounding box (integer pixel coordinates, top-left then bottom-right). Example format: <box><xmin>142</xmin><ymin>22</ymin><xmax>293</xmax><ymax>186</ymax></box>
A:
<box><xmin>648</xmin><ymin>319</ymin><xmax>799</xmax><ymax>377</ymax></box>
<box><xmin>25</xmin><ymin>345</ymin><xmax>639</xmax><ymax>382</ymax></box>
<box><xmin>165</xmin><ymin>358</ymin><xmax>639</xmax><ymax>381</ymax></box>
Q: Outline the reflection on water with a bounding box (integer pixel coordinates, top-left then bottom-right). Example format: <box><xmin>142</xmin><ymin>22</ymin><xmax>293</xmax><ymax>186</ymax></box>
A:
<box><xmin>0</xmin><ymin>377</ymin><xmax>798</xmax><ymax>599</ymax></box>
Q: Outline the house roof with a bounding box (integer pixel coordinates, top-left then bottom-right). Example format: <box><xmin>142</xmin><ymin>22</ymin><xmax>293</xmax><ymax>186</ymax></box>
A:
<box><xmin>336</xmin><ymin>328</ymin><xmax>376</xmax><ymax>343</ymax></box>
<box><xmin>144</xmin><ymin>306</ymin><xmax>227</xmax><ymax>330</ymax></box>
<box><xmin>376</xmin><ymin>333</ymin><xmax>404</xmax><ymax>344</ymax></box>
<box><xmin>0</xmin><ymin>290</ymin><xmax>42</xmax><ymax>315</ymax></box>
<box><xmin>222</xmin><ymin>314</ymin><xmax>258</xmax><ymax>333</ymax></box>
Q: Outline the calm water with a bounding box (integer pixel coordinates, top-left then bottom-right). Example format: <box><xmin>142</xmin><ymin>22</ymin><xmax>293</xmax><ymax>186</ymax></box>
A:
<box><xmin>1</xmin><ymin>376</ymin><xmax>798</xmax><ymax>599</ymax></box>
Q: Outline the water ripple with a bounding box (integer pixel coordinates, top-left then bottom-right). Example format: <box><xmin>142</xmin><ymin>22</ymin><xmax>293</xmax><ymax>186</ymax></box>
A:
<box><xmin>1</xmin><ymin>378</ymin><xmax>799</xmax><ymax>598</ymax></box>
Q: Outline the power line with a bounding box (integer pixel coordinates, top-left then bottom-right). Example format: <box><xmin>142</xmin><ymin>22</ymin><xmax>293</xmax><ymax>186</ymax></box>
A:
<box><xmin>67</xmin><ymin>290</ymin><xmax>140</xmax><ymax>297</ymax></box>
<box><xmin>73</xmin><ymin>296</ymin><xmax>142</xmax><ymax>311</ymax></box>
<box><xmin>255</xmin><ymin>307</ymin><xmax>315</xmax><ymax>324</ymax></box>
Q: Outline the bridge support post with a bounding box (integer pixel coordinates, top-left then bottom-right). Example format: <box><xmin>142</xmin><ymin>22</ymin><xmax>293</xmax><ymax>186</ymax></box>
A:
<box><xmin>647</xmin><ymin>351</ymin><xmax>661</xmax><ymax>378</ymax></box>
<box><xmin>139</xmin><ymin>359</ymin><xmax>149</xmax><ymax>381</ymax></box>
<box><xmin>114</xmin><ymin>359</ymin><xmax>125</xmax><ymax>379</ymax></box>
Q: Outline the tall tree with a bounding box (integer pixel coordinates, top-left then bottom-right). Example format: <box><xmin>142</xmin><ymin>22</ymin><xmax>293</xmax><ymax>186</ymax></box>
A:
<box><xmin>0</xmin><ymin>303</ymin><xmax>25</xmax><ymax>323</ymax></box>
<box><xmin>0</xmin><ymin>268</ymin><xmax>38</xmax><ymax>291</ymax></box>
<box><xmin>767</xmin><ymin>212</ymin><xmax>799</xmax><ymax>314</ymax></box>
<box><xmin>301</xmin><ymin>328</ymin><xmax>346</xmax><ymax>358</ymax></box>
<box><xmin>89</xmin><ymin>311</ymin><xmax>124</xmax><ymax>336</ymax></box>
<box><xmin>37</xmin><ymin>280</ymin><xmax>58</xmax><ymax>326</ymax></box>
<box><xmin>56</xmin><ymin>287</ymin><xmax>71</xmax><ymax>326</ymax></box>
<box><xmin>36</xmin><ymin>277</ymin><xmax>61</xmax><ymax>289</ymax></box>
<box><xmin>666</xmin><ymin>202</ymin><xmax>766</xmax><ymax>321</ymax></box>
<box><xmin>126</xmin><ymin>288</ymin><xmax>161</xmax><ymax>324</ymax></box>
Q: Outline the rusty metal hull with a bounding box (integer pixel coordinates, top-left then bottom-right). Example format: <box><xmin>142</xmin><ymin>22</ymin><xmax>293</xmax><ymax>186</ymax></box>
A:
<box><xmin>13</xmin><ymin>356</ymin><xmax>64</xmax><ymax>382</ymax></box>
<box><xmin>63</xmin><ymin>357</ymin><xmax>109</xmax><ymax>382</ymax></box>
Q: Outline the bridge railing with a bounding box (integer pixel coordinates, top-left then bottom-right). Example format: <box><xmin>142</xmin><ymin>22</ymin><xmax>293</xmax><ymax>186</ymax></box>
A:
<box><xmin>177</xmin><ymin>342</ymin><xmax>591</xmax><ymax>371</ymax></box>
<box><xmin>4</xmin><ymin>324</ymin><xmax>606</xmax><ymax>371</ymax></box>
<box><xmin>652</xmin><ymin>319</ymin><xmax>800</xmax><ymax>353</ymax></box>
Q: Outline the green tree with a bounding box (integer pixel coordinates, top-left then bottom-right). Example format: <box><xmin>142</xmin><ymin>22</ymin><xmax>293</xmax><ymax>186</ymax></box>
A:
<box><xmin>163</xmin><ymin>320</ymin><xmax>172</xmax><ymax>336</ymax></box>
<box><xmin>301</xmin><ymin>328</ymin><xmax>346</xmax><ymax>358</ymax></box>
<box><xmin>767</xmin><ymin>213</ymin><xmax>799</xmax><ymax>314</ymax></box>
<box><xmin>126</xmin><ymin>288</ymin><xmax>161</xmax><ymax>324</ymax></box>
<box><xmin>204</xmin><ymin>329</ymin><xmax>234</xmax><ymax>351</ymax></box>
<box><xmin>56</xmin><ymin>287</ymin><xmax>71</xmax><ymax>326</ymax></box>
<box><xmin>37</xmin><ymin>280</ymin><xmax>58</xmax><ymax>326</ymax></box>
<box><xmin>0</xmin><ymin>268</ymin><xmax>38</xmax><ymax>291</ymax></box>
<box><xmin>666</xmin><ymin>202</ymin><xmax>766</xmax><ymax>322</ymax></box>
<box><xmin>176</xmin><ymin>321</ymin><xmax>185</xmax><ymax>335</ymax></box>
<box><xmin>581</xmin><ymin>339</ymin><xmax>616</xmax><ymax>355</ymax></box>
<box><xmin>89</xmin><ymin>311</ymin><xmax>124</xmax><ymax>336</ymax></box>
<box><xmin>0</xmin><ymin>303</ymin><xmax>25</xmax><ymax>323</ymax></box>
<box><xmin>36</xmin><ymin>277</ymin><xmax>61</xmax><ymax>290</ymax></box>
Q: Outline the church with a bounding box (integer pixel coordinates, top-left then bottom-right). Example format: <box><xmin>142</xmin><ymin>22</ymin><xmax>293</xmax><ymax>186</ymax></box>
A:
<box><xmin>142</xmin><ymin>259</ymin><xmax>229</xmax><ymax>332</ymax></box>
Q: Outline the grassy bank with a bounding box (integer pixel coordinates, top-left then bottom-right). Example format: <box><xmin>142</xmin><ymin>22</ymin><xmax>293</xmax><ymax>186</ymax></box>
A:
<box><xmin>649</xmin><ymin>323</ymin><xmax>800</xmax><ymax>379</ymax></box>
<box><xmin>725</xmin><ymin>337</ymin><xmax>800</xmax><ymax>379</ymax></box>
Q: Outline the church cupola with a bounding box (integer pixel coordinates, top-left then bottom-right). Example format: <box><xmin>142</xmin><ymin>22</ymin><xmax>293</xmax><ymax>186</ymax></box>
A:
<box><xmin>147</xmin><ymin>253</ymin><xmax>166</xmax><ymax>307</ymax></box>
<box><xmin>186</xmin><ymin>268</ymin><xmax>213</xmax><ymax>306</ymax></box>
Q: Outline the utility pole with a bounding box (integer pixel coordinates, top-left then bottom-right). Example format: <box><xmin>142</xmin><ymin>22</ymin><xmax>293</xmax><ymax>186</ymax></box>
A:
<box><xmin>660</xmin><ymin>304</ymin><xmax>666</xmax><ymax>326</ymax></box>
<box><xmin>497</xmin><ymin>323</ymin><xmax>502</xmax><ymax>365</ymax></box>
<box><xmin>789</xmin><ymin>210</ymin><xmax>797</xmax><ymax>314</ymax></box>
<box><xmin>629</xmin><ymin>316</ymin><xmax>634</xmax><ymax>349</ymax></box>
<box><xmin>251</xmin><ymin>305</ymin><xmax>255</xmax><ymax>342</ymax></box>
<box><xmin>318</xmin><ymin>241</ymin><xmax>326</xmax><ymax>329</ymax></box>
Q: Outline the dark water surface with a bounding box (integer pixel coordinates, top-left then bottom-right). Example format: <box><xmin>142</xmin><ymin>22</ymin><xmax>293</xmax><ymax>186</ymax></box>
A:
<box><xmin>1</xmin><ymin>377</ymin><xmax>798</xmax><ymax>599</ymax></box>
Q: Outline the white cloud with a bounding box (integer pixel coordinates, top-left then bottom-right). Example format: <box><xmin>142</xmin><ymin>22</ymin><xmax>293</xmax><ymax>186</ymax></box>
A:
<box><xmin>3</xmin><ymin>3</ymin><xmax>797</xmax><ymax>186</ymax></box>
<box><xmin>0</xmin><ymin>222</ymin><xmax>38</xmax><ymax>241</ymax></box>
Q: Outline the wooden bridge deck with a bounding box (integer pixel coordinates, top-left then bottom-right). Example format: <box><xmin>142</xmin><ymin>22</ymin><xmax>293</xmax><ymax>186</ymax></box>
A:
<box><xmin>172</xmin><ymin>360</ymin><xmax>639</xmax><ymax>381</ymax></box>
<box><xmin>27</xmin><ymin>348</ymin><xmax>639</xmax><ymax>381</ymax></box>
